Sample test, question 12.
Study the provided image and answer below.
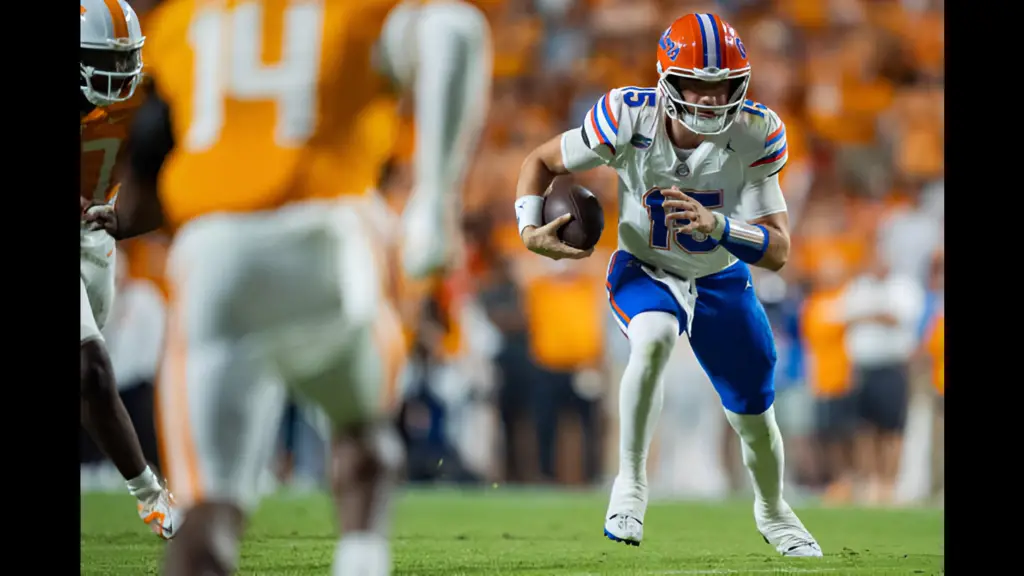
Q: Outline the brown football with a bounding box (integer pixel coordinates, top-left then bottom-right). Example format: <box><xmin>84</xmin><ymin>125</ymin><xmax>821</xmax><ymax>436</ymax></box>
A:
<box><xmin>542</xmin><ymin>179</ymin><xmax>604</xmax><ymax>250</ymax></box>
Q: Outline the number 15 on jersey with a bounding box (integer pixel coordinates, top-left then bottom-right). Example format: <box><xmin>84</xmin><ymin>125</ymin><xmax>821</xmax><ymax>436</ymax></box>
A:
<box><xmin>642</xmin><ymin>187</ymin><xmax>723</xmax><ymax>254</ymax></box>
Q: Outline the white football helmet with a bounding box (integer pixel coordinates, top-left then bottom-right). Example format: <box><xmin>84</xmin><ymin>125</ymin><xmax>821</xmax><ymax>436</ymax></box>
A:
<box><xmin>80</xmin><ymin>0</ymin><xmax>145</xmax><ymax>108</ymax></box>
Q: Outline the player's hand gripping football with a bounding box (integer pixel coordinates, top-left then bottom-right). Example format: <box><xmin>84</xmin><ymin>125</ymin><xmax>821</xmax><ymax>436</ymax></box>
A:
<box><xmin>662</xmin><ymin>187</ymin><xmax>717</xmax><ymax>235</ymax></box>
<box><xmin>521</xmin><ymin>213</ymin><xmax>594</xmax><ymax>261</ymax></box>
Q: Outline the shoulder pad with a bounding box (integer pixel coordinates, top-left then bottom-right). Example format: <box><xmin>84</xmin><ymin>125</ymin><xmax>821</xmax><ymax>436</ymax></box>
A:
<box><xmin>577</xmin><ymin>86</ymin><xmax>660</xmax><ymax>161</ymax></box>
<box><xmin>731</xmin><ymin>99</ymin><xmax>789</xmax><ymax>180</ymax></box>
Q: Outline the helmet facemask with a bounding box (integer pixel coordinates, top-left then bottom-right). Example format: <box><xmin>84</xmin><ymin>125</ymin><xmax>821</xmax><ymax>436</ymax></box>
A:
<box><xmin>80</xmin><ymin>45</ymin><xmax>143</xmax><ymax>108</ymax></box>
<box><xmin>657</xmin><ymin>70</ymin><xmax>749</xmax><ymax>136</ymax></box>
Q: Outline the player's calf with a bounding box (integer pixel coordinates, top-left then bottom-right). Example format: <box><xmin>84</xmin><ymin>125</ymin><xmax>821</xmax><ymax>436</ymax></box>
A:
<box><xmin>80</xmin><ymin>339</ymin><xmax>149</xmax><ymax>483</ymax></box>
<box><xmin>163</xmin><ymin>503</ymin><xmax>245</xmax><ymax>576</ymax></box>
<box><xmin>330</xmin><ymin>422</ymin><xmax>404</xmax><ymax>576</ymax></box>
<box><xmin>82</xmin><ymin>337</ymin><xmax>178</xmax><ymax>539</ymax></box>
<box><xmin>725</xmin><ymin>407</ymin><xmax>822</xmax><ymax>557</ymax></box>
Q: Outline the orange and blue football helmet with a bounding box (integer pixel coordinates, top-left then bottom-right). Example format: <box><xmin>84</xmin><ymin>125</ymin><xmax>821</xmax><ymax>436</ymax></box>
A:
<box><xmin>656</xmin><ymin>13</ymin><xmax>750</xmax><ymax>135</ymax></box>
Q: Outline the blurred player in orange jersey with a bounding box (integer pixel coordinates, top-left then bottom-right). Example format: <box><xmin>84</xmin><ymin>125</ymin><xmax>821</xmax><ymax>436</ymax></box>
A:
<box><xmin>79</xmin><ymin>0</ymin><xmax>179</xmax><ymax>540</ymax></box>
<box><xmin>86</xmin><ymin>0</ymin><xmax>491</xmax><ymax>574</ymax></box>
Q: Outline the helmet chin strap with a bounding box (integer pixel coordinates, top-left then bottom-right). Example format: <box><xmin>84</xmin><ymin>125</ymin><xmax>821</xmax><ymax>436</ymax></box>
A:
<box><xmin>681</xmin><ymin>110</ymin><xmax>728</xmax><ymax>134</ymax></box>
<box><xmin>658</xmin><ymin>74</ymin><xmax>749</xmax><ymax>136</ymax></box>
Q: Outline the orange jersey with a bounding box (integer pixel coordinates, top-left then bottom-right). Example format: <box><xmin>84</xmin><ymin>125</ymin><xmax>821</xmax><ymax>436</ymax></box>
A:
<box><xmin>143</xmin><ymin>0</ymin><xmax>401</xmax><ymax>231</ymax></box>
<box><xmin>80</xmin><ymin>95</ymin><xmax>143</xmax><ymax>203</ymax></box>
<box><xmin>799</xmin><ymin>288</ymin><xmax>852</xmax><ymax>399</ymax></box>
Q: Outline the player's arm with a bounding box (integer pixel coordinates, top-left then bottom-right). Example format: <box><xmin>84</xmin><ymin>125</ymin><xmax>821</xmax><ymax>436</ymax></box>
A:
<box><xmin>89</xmin><ymin>86</ymin><xmax>171</xmax><ymax>240</ymax></box>
<box><xmin>515</xmin><ymin>135</ymin><xmax>568</xmax><ymax>213</ymax></box>
<box><xmin>515</xmin><ymin>89</ymin><xmax>626</xmax><ymax>256</ymax></box>
<box><xmin>663</xmin><ymin>173</ymin><xmax>791</xmax><ymax>271</ymax></box>
<box><xmin>726</xmin><ymin>172</ymin><xmax>791</xmax><ymax>272</ymax></box>
<box><xmin>717</xmin><ymin>109</ymin><xmax>792</xmax><ymax>271</ymax></box>
<box><xmin>696</xmin><ymin>172</ymin><xmax>791</xmax><ymax>272</ymax></box>
<box><xmin>744</xmin><ymin>207</ymin><xmax>790</xmax><ymax>272</ymax></box>
<box><xmin>513</xmin><ymin>135</ymin><xmax>592</xmax><ymax>260</ymax></box>
<box><xmin>381</xmin><ymin>1</ymin><xmax>490</xmax><ymax>204</ymax></box>
<box><xmin>669</xmin><ymin>110</ymin><xmax>791</xmax><ymax>270</ymax></box>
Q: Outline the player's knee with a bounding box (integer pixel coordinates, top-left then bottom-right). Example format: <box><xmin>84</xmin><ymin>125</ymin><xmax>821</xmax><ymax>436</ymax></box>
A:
<box><xmin>626</xmin><ymin>312</ymin><xmax>679</xmax><ymax>375</ymax></box>
<box><xmin>80</xmin><ymin>339</ymin><xmax>116</xmax><ymax>400</ymax></box>
<box><xmin>725</xmin><ymin>405</ymin><xmax>781</xmax><ymax>444</ymax></box>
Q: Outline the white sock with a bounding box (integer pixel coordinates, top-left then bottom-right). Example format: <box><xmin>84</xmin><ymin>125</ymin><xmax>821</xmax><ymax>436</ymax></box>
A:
<box><xmin>724</xmin><ymin>405</ymin><xmax>785</xmax><ymax>513</ymax></box>
<box><xmin>125</xmin><ymin>466</ymin><xmax>162</xmax><ymax>501</ymax></box>
<box><xmin>332</xmin><ymin>532</ymin><xmax>390</xmax><ymax>576</ymax></box>
<box><xmin>607</xmin><ymin>312</ymin><xmax>679</xmax><ymax>522</ymax></box>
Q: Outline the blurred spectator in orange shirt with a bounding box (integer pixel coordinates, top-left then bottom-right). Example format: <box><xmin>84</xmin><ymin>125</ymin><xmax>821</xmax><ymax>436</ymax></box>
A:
<box><xmin>799</xmin><ymin>259</ymin><xmax>855</xmax><ymax>504</ymax></box>
<box><xmin>521</xmin><ymin>258</ymin><xmax>605</xmax><ymax>484</ymax></box>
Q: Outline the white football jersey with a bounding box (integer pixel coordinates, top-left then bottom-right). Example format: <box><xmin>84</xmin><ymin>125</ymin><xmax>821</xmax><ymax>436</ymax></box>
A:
<box><xmin>561</xmin><ymin>86</ymin><xmax>789</xmax><ymax>279</ymax></box>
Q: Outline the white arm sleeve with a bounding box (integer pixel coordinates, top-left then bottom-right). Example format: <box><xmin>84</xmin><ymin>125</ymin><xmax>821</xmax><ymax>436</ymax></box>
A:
<box><xmin>740</xmin><ymin>173</ymin><xmax>788</xmax><ymax>220</ymax></box>
<box><xmin>560</xmin><ymin>129</ymin><xmax>609</xmax><ymax>172</ymax></box>
<box><xmin>379</xmin><ymin>1</ymin><xmax>491</xmax><ymax>200</ymax></box>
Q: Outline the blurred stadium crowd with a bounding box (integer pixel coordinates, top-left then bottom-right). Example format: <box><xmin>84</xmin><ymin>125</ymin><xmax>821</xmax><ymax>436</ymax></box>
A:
<box><xmin>81</xmin><ymin>0</ymin><xmax>944</xmax><ymax>508</ymax></box>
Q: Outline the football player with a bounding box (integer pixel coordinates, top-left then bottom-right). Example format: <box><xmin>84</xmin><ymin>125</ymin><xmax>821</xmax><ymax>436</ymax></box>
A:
<box><xmin>514</xmin><ymin>13</ymin><xmax>821</xmax><ymax>556</ymax></box>
<box><xmin>80</xmin><ymin>0</ymin><xmax>178</xmax><ymax>540</ymax></box>
<box><xmin>86</xmin><ymin>0</ymin><xmax>490</xmax><ymax>574</ymax></box>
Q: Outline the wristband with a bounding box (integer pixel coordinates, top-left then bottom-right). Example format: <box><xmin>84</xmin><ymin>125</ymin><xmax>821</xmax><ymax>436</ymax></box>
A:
<box><xmin>515</xmin><ymin>195</ymin><xmax>545</xmax><ymax>237</ymax></box>
<box><xmin>714</xmin><ymin>213</ymin><xmax>769</xmax><ymax>264</ymax></box>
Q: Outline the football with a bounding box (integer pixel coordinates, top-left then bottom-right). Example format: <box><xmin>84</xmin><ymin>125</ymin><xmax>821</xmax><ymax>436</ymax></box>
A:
<box><xmin>542</xmin><ymin>179</ymin><xmax>604</xmax><ymax>250</ymax></box>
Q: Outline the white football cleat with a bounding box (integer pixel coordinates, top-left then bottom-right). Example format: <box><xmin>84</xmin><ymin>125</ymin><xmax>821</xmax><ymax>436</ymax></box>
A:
<box><xmin>138</xmin><ymin>488</ymin><xmax>182</xmax><ymax>540</ymax></box>
<box><xmin>604</xmin><ymin>514</ymin><xmax>643</xmax><ymax>547</ymax></box>
<box><xmin>756</xmin><ymin>500</ymin><xmax>822</xmax><ymax>557</ymax></box>
<box><xmin>333</xmin><ymin>534</ymin><xmax>391</xmax><ymax>576</ymax></box>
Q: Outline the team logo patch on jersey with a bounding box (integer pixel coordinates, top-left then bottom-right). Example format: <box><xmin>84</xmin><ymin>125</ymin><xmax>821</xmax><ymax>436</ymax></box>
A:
<box><xmin>630</xmin><ymin>134</ymin><xmax>653</xmax><ymax>149</ymax></box>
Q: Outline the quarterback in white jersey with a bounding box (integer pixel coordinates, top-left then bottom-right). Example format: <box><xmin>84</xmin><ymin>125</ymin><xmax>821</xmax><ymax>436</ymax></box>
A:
<box><xmin>515</xmin><ymin>13</ymin><xmax>821</xmax><ymax>557</ymax></box>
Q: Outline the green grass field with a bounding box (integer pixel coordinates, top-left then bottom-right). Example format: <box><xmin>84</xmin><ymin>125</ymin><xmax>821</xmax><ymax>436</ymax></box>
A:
<box><xmin>81</xmin><ymin>489</ymin><xmax>943</xmax><ymax>575</ymax></box>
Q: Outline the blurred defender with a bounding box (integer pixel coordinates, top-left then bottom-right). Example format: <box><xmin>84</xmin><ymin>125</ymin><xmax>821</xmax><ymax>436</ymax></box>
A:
<box><xmin>89</xmin><ymin>0</ymin><xmax>490</xmax><ymax>574</ymax></box>
<box><xmin>515</xmin><ymin>13</ymin><xmax>820</xmax><ymax>556</ymax></box>
<box><xmin>80</xmin><ymin>0</ymin><xmax>178</xmax><ymax>539</ymax></box>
